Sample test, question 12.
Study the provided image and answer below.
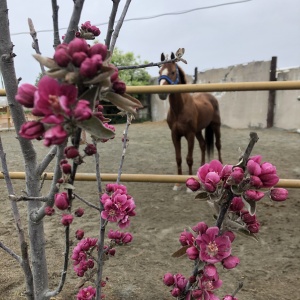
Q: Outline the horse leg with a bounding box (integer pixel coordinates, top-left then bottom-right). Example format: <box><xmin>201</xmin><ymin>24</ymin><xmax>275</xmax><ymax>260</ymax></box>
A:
<box><xmin>212</xmin><ymin>122</ymin><xmax>222</xmax><ymax>163</ymax></box>
<box><xmin>196</xmin><ymin>131</ymin><xmax>206</xmax><ymax>165</ymax></box>
<box><xmin>172</xmin><ymin>132</ymin><xmax>182</xmax><ymax>190</ymax></box>
<box><xmin>186</xmin><ymin>133</ymin><xmax>195</xmax><ymax>175</ymax></box>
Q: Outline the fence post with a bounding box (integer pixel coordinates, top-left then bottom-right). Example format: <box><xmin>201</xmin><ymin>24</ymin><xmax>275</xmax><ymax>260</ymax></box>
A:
<box><xmin>267</xmin><ymin>56</ymin><xmax>277</xmax><ymax>128</ymax></box>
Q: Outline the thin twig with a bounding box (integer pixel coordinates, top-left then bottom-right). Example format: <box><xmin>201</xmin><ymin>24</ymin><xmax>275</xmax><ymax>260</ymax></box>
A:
<box><xmin>28</xmin><ymin>18</ymin><xmax>45</xmax><ymax>75</ymax></box>
<box><xmin>117</xmin><ymin>113</ymin><xmax>132</xmax><ymax>184</ymax></box>
<box><xmin>36</xmin><ymin>146</ymin><xmax>57</xmax><ymax>176</ymax></box>
<box><xmin>73</xmin><ymin>193</ymin><xmax>101</xmax><ymax>211</ymax></box>
<box><xmin>63</xmin><ymin>0</ymin><xmax>85</xmax><ymax>44</ymax></box>
<box><xmin>109</xmin><ymin>0</ymin><xmax>132</xmax><ymax>54</ymax></box>
<box><xmin>0</xmin><ymin>241</ymin><xmax>22</xmax><ymax>263</ymax></box>
<box><xmin>232</xmin><ymin>277</ymin><xmax>244</xmax><ymax>297</ymax></box>
<box><xmin>51</xmin><ymin>0</ymin><xmax>61</xmax><ymax>48</ymax></box>
<box><xmin>105</xmin><ymin>0</ymin><xmax>120</xmax><ymax>49</ymax></box>
<box><xmin>117</xmin><ymin>57</ymin><xmax>179</xmax><ymax>70</ymax></box>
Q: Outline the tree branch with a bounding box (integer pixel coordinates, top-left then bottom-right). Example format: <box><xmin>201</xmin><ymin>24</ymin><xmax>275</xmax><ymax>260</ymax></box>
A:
<box><xmin>51</xmin><ymin>0</ymin><xmax>61</xmax><ymax>48</ymax></box>
<box><xmin>28</xmin><ymin>18</ymin><xmax>45</xmax><ymax>75</ymax></box>
<box><xmin>105</xmin><ymin>0</ymin><xmax>120</xmax><ymax>49</ymax></box>
<box><xmin>63</xmin><ymin>0</ymin><xmax>85</xmax><ymax>44</ymax></box>
<box><xmin>109</xmin><ymin>0</ymin><xmax>132</xmax><ymax>54</ymax></box>
<box><xmin>73</xmin><ymin>193</ymin><xmax>101</xmax><ymax>211</ymax></box>
<box><xmin>36</xmin><ymin>146</ymin><xmax>57</xmax><ymax>176</ymax></box>
<box><xmin>0</xmin><ymin>241</ymin><xmax>22</xmax><ymax>263</ymax></box>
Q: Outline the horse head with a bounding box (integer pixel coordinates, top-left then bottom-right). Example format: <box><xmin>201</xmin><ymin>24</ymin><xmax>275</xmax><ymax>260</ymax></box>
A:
<box><xmin>158</xmin><ymin>52</ymin><xmax>185</xmax><ymax>100</ymax></box>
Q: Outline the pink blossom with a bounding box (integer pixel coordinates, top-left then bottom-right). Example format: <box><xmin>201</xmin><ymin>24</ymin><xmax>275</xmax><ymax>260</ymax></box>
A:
<box><xmin>198</xmin><ymin>274</ymin><xmax>223</xmax><ymax>299</ymax></box>
<box><xmin>19</xmin><ymin>121</ymin><xmax>45</xmax><ymax>140</ymax></box>
<box><xmin>243</xmin><ymin>190</ymin><xmax>265</xmax><ymax>201</ymax></box>
<box><xmin>44</xmin><ymin>125</ymin><xmax>68</xmax><ymax>146</ymax></box>
<box><xmin>269</xmin><ymin>188</ymin><xmax>288</xmax><ymax>202</ymax></box>
<box><xmin>259</xmin><ymin>162</ymin><xmax>279</xmax><ymax>187</ymax></box>
<box><xmin>197</xmin><ymin>160</ymin><xmax>223</xmax><ymax>183</ymax></box>
<box><xmin>186</xmin><ymin>246</ymin><xmax>199</xmax><ymax>260</ymax></box>
<box><xmin>174</xmin><ymin>273</ymin><xmax>188</xmax><ymax>291</ymax></box>
<box><xmin>55</xmin><ymin>192</ymin><xmax>69</xmax><ymax>210</ymax></box>
<box><xmin>222</xmin><ymin>255</ymin><xmax>240</xmax><ymax>269</ymax></box>
<box><xmin>163</xmin><ymin>273</ymin><xmax>175</xmax><ymax>286</ymax></box>
<box><xmin>101</xmin><ymin>199</ymin><xmax>123</xmax><ymax>222</ymax></box>
<box><xmin>15</xmin><ymin>83</ymin><xmax>37</xmax><ymax>108</ymax></box>
<box><xmin>196</xmin><ymin>227</ymin><xmax>231</xmax><ymax>264</ymax></box>
<box><xmin>249</xmin><ymin>155</ymin><xmax>262</xmax><ymax>164</ymax></box>
<box><xmin>204</xmin><ymin>172</ymin><xmax>221</xmax><ymax>193</ymax></box>
<box><xmin>61</xmin><ymin>214</ymin><xmax>73</xmax><ymax>226</ymax></box>
<box><xmin>122</xmin><ymin>232</ymin><xmax>133</xmax><ymax>244</ymax></box>
<box><xmin>186</xmin><ymin>177</ymin><xmax>201</xmax><ymax>191</ymax></box>
<box><xmin>220</xmin><ymin>164</ymin><xmax>233</xmax><ymax>181</ymax></box>
<box><xmin>246</xmin><ymin>159</ymin><xmax>261</xmax><ymax>176</ymax></box>
<box><xmin>73</xmin><ymin>100</ymin><xmax>92</xmax><ymax>121</ymax></box>
<box><xmin>76</xmin><ymin>286</ymin><xmax>96</xmax><ymax>300</ymax></box>
<box><xmin>204</xmin><ymin>264</ymin><xmax>218</xmax><ymax>279</ymax></box>
<box><xmin>223</xmin><ymin>231</ymin><xmax>236</xmax><ymax>243</ymax></box>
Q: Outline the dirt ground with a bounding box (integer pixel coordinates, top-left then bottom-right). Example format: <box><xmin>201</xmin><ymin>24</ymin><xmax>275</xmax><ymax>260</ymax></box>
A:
<box><xmin>0</xmin><ymin>121</ymin><xmax>300</xmax><ymax>300</ymax></box>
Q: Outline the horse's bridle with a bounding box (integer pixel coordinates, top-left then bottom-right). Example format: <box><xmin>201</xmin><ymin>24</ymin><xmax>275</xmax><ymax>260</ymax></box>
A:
<box><xmin>158</xmin><ymin>64</ymin><xmax>180</xmax><ymax>85</ymax></box>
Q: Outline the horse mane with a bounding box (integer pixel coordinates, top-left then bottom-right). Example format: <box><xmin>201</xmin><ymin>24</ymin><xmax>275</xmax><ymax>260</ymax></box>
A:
<box><xmin>177</xmin><ymin>64</ymin><xmax>187</xmax><ymax>84</ymax></box>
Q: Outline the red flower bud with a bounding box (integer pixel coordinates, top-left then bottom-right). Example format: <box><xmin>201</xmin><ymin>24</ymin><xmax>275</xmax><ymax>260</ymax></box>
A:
<box><xmin>163</xmin><ymin>273</ymin><xmax>175</xmax><ymax>286</ymax></box>
<box><xmin>186</xmin><ymin>177</ymin><xmax>200</xmax><ymax>191</ymax></box>
<box><xmin>269</xmin><ymin>188</ymin><xmax>288</xmax><ymax>202</ymax></box>
<box><xmin>68</xmin><ymin>38</ymin><xmax>89</xmax><ymax>56</ymax></box>
<box><xmin>80</xmin><ymin>57</ymin><xmax>98</xmax><ymax>78</ymax></box>
<box><xmin>88</xmin><ymin>43</ymin><xmax>107</xmax><ymax>59</ymax></box>
<box><xmin>75</xmin><ymin>229</ymin><xmax>85</xmax><ymax>240</ymax></box>
<box><xmin>64</xmin><ymin>146</ymin><xmax>79</xmax><ymax>159</ymax></box>
<box><xmin>112</xmin><ymin>80</ymin><xmax>126</xmax><ymax>94</ymax></box>
<box><xmin>19</xmin><ymin>121</ymin><xmax>45</xmax><ymax>140</ymax></box>
<box><xmin>61</xmin><ymin>214</ymin><xmax>73</xmax><ymax>226</ymax></box>
<box><xmin>44</xmin><ymin>206</ymin><xmax>55</xmax><ymax>216</ymax></box>
<box><xmin>222</xmin><ymin>255</ymin><xmax>240</xmax><ymax>269</ymax></box>
<box><xmin>61</xmin><ymin>163</ymin><xmax>72</xmax><ymax>174</ymax></box>
<box><xmin>55</xmin><ymin>192</ymin><xmax>69</xmax><ymax>210</ymax></box>
<box><xmin>72</xmin><ymin>51</ymin><xmax>88</xmax><ymax>67</ymax></box>
<box><xmin>54</xmin><ymin>48</ymin><xmax>71</xmax><ymax>67</ymax></box>
<box><xmin>75</xmin><ymin>208</ymin><xmax>84</xmax><ymax>217</ymax></box>
<box><xmin>84</xmin><ymin>144</ymin><xmax>97</xmax><ymax>156</ymax></box>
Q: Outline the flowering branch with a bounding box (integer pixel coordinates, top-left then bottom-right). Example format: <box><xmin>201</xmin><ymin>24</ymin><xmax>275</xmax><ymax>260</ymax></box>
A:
<box><xmin>105</xmin><ymin>0</ymin><xmax>120</xmax><ymax>49</ymax></box>
<box><xmin>63</xmin><ymin>0</ymin><xmax>85</xmax><ymax>44</ymax></box>
<box><xmin>109</xmin><ymin>0</ymin><xmax>132</xmax><ymax>54</ymax></box>
<box><xmin>28</xmin><ymin>18</ymin><xmax>45</xmax><ymax>75</ymax></box>
<box><xmin>51</xmin><ymin>0</ymin><xmax>61</xmax><ymax>48</ymax></box>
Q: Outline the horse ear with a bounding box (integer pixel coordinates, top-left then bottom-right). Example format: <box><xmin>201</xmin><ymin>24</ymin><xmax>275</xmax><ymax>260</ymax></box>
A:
<box><xmin>161</xmin><ymin>53</ymin><xmax>165</xmax><ymax>61</ymax></box>
<box><xmin>171</xmin><ymin>52</ymin><xmax>175</xmax><ymax>60</ymax></box>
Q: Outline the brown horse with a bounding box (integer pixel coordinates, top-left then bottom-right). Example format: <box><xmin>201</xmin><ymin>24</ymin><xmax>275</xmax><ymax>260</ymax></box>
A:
<box><xmin>158</xmin><ymin>53</ymin><xmax>222</xmax><ymax>189</ymax></box>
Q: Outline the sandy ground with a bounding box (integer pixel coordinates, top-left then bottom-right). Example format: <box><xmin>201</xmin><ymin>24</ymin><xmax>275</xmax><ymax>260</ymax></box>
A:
<box><xmin>0</xmin><ymin>121</ymin><xmax>300</xmax><ymax>300</ymax></box>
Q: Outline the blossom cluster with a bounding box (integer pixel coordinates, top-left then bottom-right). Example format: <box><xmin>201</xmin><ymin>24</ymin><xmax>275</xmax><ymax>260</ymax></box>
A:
<box><xmin>100</xmin><ymin>183</ymin><xmax>136</xmax><ymax>229</ymax></box>
<box><xmin>107</xmin><ymin>229</ymin><xmax>133</xmax><ymax>245</ymax></box>
<box><xmin>76</xmin><ymin>286</ymin><xmax>96</xmax><ymax>300</ymax></box>
<box><xmin>164</xmin><ymin>222</ymin><xmax>239</xmax><ymax>299</ymax></box>
<box><xmin>72</xmin><ymin>237</ymin><xmax>98</xmax><ymax>277</ymax></box>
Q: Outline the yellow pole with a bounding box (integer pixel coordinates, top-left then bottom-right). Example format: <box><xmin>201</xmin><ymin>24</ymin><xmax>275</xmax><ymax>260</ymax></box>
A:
<box><xmin>125</xmin><ymin>81</ymin><xmax>300</xmax><ymax>94</ymax></box>
<box><xmin>1</xmin><ymin>172</ymin><xmax>300</xmax><ymax>188</ymax></box>
<box><xmin>0</xmin><ymin>89</ymin><xmax>5</xmax><ymax>96</ymax></box>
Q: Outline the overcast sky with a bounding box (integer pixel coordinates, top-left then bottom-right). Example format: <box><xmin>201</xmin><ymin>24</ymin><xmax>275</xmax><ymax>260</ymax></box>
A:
<box><xmin>4</xmin><ymin>0</ymin><xmax>300</xmax><ymax>85</ymax></box>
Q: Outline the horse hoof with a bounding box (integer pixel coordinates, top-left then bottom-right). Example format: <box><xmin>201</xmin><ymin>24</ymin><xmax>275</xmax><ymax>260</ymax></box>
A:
<box><xmin>173</xmin><ymin>184</ymin><xmax>181</xmax><ymax>191</ymax></box>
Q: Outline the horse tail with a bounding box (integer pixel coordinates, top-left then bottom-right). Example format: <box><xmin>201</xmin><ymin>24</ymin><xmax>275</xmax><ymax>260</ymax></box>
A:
<box><xmin>205</xmin><ymin>123</ymin><xmax>214</xmax><ymax>161</ymax></box>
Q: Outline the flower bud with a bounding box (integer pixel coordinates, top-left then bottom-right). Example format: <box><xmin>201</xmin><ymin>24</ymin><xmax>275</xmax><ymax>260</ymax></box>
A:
<box><xmin>75</xmin><ymin>208</ymin><xmax>84</xmax><ymax>217</ymax></box>
<box><xmin>250</xmin><ymin>175</ymin><xmax>263</xmax><ymax>188</ymax></box>
<box><xmin>84</xmin><ymin>144</ymin><xmax>97</xmax><ymax>156</ymax></box>
<box><xmin>81</xmin><ymin>21</ymin><xmax>91</xmax><ymax>31</ymax></box>
<box><xmin>68</xmin><ymin>38</ymin><xmax>89</xmax><ymax>56</ymax></box>
<box><xmin>171</xmin><ymin>287</ymin><xmax>180</xmax><ymax>297</ymax></box>
<box><xmin>163</xmin><ymin>273</ymin><xmax>175</xmax><ymax>286</ymax></box>
<box><xmin>109</xmin><ymin>248</ymin><xmax>116</xmax><ymax>256</ymax></box>
<box><xmin>241</xmin><ymin>211</ymin><xmax>257</xmax><ymax>224</ymax></box>
<box><xmin>44</xmin><ymin>206</ymin><xmax>55</xmax><ymax>216</ymax></box>
<box><xmin>73</xmin><ymin>100</ymin><xmax>92</xmax><ymax>121</ymax></box>
<box><xmin>79</xmin><ymin>57</ymin><xmax>98</xmax><ymax>78</ymax></box>
<box><xmin>54</xmin><ymin>47</ymin><xmax>71</xmax><ymax>67</ymax></box>
<box><xmin>15</xmin><ymin>84</ymin><xmax>37</xmax><ymax>108</ymax></box>
<box><xmin>61</xmin><ymin>163</ymin><xmax>72</xmax><ymax>175</ymax></box>
<box><xmin>89</xmin><ymin>43</ymin><xmax>107</xmax><ymax>59</ymax></box>
<box><xmin>112</xmin><ymin>80</ymin><xmax>126</xmax><ymax>94</ymax></box>
<box><xmin>222</xmin><ymin>255</ymin><xmax>240</xmax><ymax>269</ymax></box>
<box><xmin>269</xmin><ymin>188</ymin><xmax>288</xmax><ymax>202</ymax></box>
<box><xmin>19</xmin><ymin>121</ymin><xmax>45</xmax><ymax>140</ymax></box>
<box><xmin>186</xmin><ymin>177</ymin><xmax>200</xmax><ymax>191</ymax></box>
<box><xmin>186</xmin><ymin>246</ymin><xmax>199</xmax><ymax>260</ymax></box>
<box><xmin>91</xmin><ymin>54</ymin><xmax>103</xmax><ymax>70</ymax></box>
<box><xmin>189</xmin><ymin>276</ymin><xmax>196</xmax><ymax>284</ymax></box>
<box><xmin>192</xmin><ymin>222</ymin><xmax>208</xmax><ymax>235</ymax></box>
<box><xmin>75</xmin><ymin>229</ymin><xmax>84</xmax><ymax>240</ymax></box>
<box><xmin>72</xmin><ymin>51</ymin><xmax>88</xmax><ymax>67</ymax></box>
<box><xmin>64</xmin><ymin>146</ymin><xmax>79</xmax><ymax>159</ymax></box>
<box><xmin>230</xmin><ymin>197</ymin><xmax>244</xmax><ymax>212</ymax></box>
<box><xmin>91</xmin><ymin>25</ymin><xmax>101</xmax><ymax>36</ymax></box>
<box><xmin>61</xmin><ymin>214</ymin><xmax>73</xmax><ymax>226</ymax></box>
<box><xmin>110</xmin><ymin>67</ymin><xmax>119</xmax><ymax>83</ymax></box>
<box><xmin>223</xmin><ymin>295</ymin><xmax>238</xmax><ymax>300</ymax></box>
<box><xmin>229</xmin><ymin>167</ymin><xmax>244</xmax><ymax>184</ymax></box>
<box><xmin>247</xmin><ymin>221</ymin><xmax>260</xmax><ymax>233</ymax></box>
<box><xmin>179</xmin><ymin>230</ymin><xmax>194</xmax><ymax>246</ymax></box>
<box><xmin>87</xmin><ymin>259</ymin><xmax>95</xmax><ymax>268</ymax></box>
<box><xmin>259</xmin><ymin>173</ymin><xmax>279</xmax><ymax>188</ymax></box>
<box><xmin>243</xmin><ymin>190</ymin><xmax>265</xmax><ymax>201</ymax></box>
<box><xmin>55</xmin><ymin>192</ymin><xmax>69</xmax><ymax>210</ymax></box>
<box><xmin>247</xmin><ymin>159</ymin><xmax>261</xmax><ymax>176</ymax></box>
<box><xmin>122</xmin><ymin>232</ymin><xmax>133</xmax><ymax>244</ymax></box>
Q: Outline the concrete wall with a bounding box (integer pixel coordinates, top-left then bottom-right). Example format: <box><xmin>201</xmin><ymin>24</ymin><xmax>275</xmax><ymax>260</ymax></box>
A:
<box><xmin>150</xmin><ymin>61</ymin><xmax>300</xmax><ymax>130</ymax></box>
